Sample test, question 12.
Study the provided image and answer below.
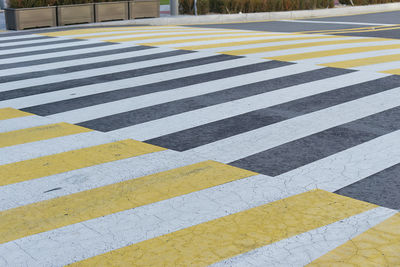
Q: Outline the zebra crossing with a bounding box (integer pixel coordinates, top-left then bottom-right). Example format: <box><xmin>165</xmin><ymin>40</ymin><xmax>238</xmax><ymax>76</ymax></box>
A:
<box><xmin>1</xmin><ymin>24</ymin><xmax>400</xmax><ymax>266</ymax></box>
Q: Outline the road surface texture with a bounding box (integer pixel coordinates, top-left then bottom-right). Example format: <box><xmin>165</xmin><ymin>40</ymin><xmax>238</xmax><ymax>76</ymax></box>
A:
<box><xmin>0</xmin><ymin>10</ymin><xmax>400</xmax><ymax>266</ymax></box>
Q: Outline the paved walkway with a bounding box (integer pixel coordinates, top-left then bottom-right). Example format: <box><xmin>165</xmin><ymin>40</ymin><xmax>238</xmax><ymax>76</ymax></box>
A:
<box><xmin>0</xmin><ymin>11</ymin><xmax>5</xmax><ymax>31</ymax></box>
<box><xmin>0</xmin><ymin>14</ymin><xmax>400</xmax><ymax>266</ymax></box>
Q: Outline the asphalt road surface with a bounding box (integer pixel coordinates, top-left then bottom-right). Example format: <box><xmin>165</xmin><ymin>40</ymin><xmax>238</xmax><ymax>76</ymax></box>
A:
<box><xmin>0</xmin><ymin>10</ymin><xmax>399</xmax><ymax>266</ymax></box>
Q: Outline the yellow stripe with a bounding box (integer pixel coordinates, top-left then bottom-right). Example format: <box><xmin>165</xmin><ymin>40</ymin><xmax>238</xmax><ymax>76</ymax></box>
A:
<box><xmin>383</xmin><ymin>68</ymin><xmax>400</xmax><ymax>75</ymax></box>
<box><xmin>178</xmin><ymin>35</ymin><xmax>341</xmax><ymax>51</ymax></box>
<box><xmin>0</xmin><ymin>107</ymin><xmax>32</xmax><ymax>120</ymax></box>
<box><xmin>0</xmin><ymin>139</ymin><xmax>164</xmax><ymax>186</ymax></box>
<box><xmin>0</xmin><ymin>123</ymin><xmax>92</xmax><ymax>148</ymax></box>
<box><xmin>223</xmin><ymin>38</ymin><xmax>381</xmax><ymax>56</ymax></box>
<box><xmin>73</xmin><ymin>190</ymin><xmax>376</xmax><ymax>266</ymax></box>
<box><xmin>106</xmin><ymin>31</ymin><xmax>254</xmax><ymax>43</ymax></box>
<box><xmin>309</xmin><ymin>212</ymin><xmax>400</xmax><ymax>266</ymax></box>
<box><xmin>269</xmin><ymin>43</ymin><xmax>399</xmax><ymax>61</ymax></box>
<box><xmin>322</xmin><ymin>53</ymin><xmax>400</xmax><ymax>68</ymax></box>
<box><xmin>39</xmin><ymin>26</ymin><xmax>176</xmax><ymax>37</ymax></box>
<box><xmin>0</xmin><ymin>161</ymin><xmax>256</xmax><ymax>244</ymax></box>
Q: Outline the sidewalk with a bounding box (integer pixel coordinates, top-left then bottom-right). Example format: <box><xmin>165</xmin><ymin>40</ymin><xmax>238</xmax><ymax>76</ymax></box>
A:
<box><xmin>0</xmin><ymin>10</ymin><xmax>5</xmax><ymax>31</ymax></box>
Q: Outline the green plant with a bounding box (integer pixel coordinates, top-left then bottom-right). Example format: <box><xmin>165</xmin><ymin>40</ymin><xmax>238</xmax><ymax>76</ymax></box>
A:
<box><xmin>181</xmin><ymin>0</ymin><xmax>365</xmax><ymax>14</ymax></box>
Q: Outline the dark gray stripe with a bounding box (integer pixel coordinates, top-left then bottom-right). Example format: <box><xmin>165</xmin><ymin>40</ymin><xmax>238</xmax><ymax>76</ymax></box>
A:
<box><xmin>335</xmin><ymin>164</ymin><xmax>400</xmax><ymax>210</ymax></box>
<box><xmin>0</xmin><ymin>38</ymin><xmax>82</xmax><ymax>51</ymax></box>
<box><xmin>76</xmin><ymin>62</ymin><xmax>340</xmax><ymax>132</ymax></box>
<box><xmin>2</xmin><ymin>54</ymin><xmax>235</xmax><ymax>101</ymax></box>
<box><xmin>0</xmin><ymin>45</ymin><xmax>150</xmax><ymax>70</ymax></box>
<box><xmin>147</xmin><ymin>67</ymin><xmax>375</xmax><ymax>151</ymax></box>
<box><xmin>0</xmin><ymin>50</ymin><xmax>193</xmax><ymax>83</ymax></box>
<box><xmin>0</xmin><ymin>36</ymin><xmax>54</xmax><ymax>44</ymax></box>
<box><xmin>23</xmin><ymin>60</ymin><xmax>290</xmax><ymax>116</ymax></box>
<box><xmin>0</xmin><ymin>41</ymin><xmax>113</xmax><ymax>60</ymax></box>
<box><xmin>230</xmin><ymin>103</ymin><xmax>400</xmax><ymax>176</ymax></box>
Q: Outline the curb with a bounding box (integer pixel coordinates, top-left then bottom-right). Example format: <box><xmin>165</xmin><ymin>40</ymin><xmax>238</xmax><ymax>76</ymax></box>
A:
<box><xmin>96</xmin><ymin>2</ymin><xmax>400</xmax><ymax>26</ymax></box>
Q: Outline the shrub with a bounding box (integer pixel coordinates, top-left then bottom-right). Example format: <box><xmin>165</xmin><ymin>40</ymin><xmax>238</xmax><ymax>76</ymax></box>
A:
<box><xmin>190</xmin><ymin>0</ymin><xmax>333</xmax><ymax>14</ymax></box>
<box><xmin>179</xmin><ymin>0</ymin><xmax>400</xmax><ymax>14</ymax></box>
<box><xmin>179</xmin><ymin>0</ymin><xmax>209</xmax><ymax>14</ymax></box>
<box><xmin>8</xmin><ymin>0</ymin><xmax>126</xmax><ymax>8</ymax></box>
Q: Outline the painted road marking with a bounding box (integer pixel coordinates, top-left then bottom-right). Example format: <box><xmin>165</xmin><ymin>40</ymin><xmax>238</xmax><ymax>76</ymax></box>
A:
<box><xmin>184</xmin><ymin>86</ymin><xmax>400</xmax><ymax>163</ymax></box>
<box><xmin>283</xmin><ymin>19</ymin><xmax>394</xmax><ymax>26</ymax></box>
<box><xmin>44</xmin><ymin>61</ymin><xmax>302</xmax><ymax>123</ymax></box>
<box><xmin>0</xmin><ymin>114</ymin><xmax>53</xmax><ymax>133</ymax></box>
<box><xmin>222</xmin><ymin>38</ymin><xmax>385</xmax><ymax>55</ymax></box>
<box><xmin>178</xmin><ymin>35</ymin><xmax>343</xmax><ymax>50</ymax></box>
<box><xmin>75</xmin><ymin>29</ymin><xmax>244</xmax><ymax>40</ymax></box>
<box><xmin>309</xmin><ymin>212</ymin><xmax>400</xmax><ymax>266</ymax></box>
<box><xmin>120</xmin><ymin>71</ymin><xmax>381</xmax><ymax>142</ymax></box>
<box><xmin>383</xmin><ymin>67</ymin><xmax>400</xmax><ymax>75</ymax></box>
<box><xmin>0</xmin><ymin>57</ymin><xmax>267</xmax><ymax>109</ymax></box>
<box><xmin>0</xmin><ymin>46</ymin><xmax>165</xmax><ymax>77</ymax></box>
<box><xmin>0</xmin><ymin>122</ymin><xmax>92</xmax><ymax>148</ymax></box>
<box><xmin>0</xmin><ymin>139</ymin><xmax>164</xmax><ymax>186</ymax></box>
<box><xmin>213</xmin><ymin>207</ymin><xmax>397</xmax><ymax>267</ymax></box>
<box><xmin>140</xmin><ymin>33</ymin><xmax>291</xmax><ymax>46</ymax></box>
<box><xmin>0</xmin><ymin>107</ymin><xmax>32</xmax><ymax>120</ymax></box>
<box><xmin>0</xmin><ymin>149</ymin><xmax>204</xmax><ymax>211</ymax></box>
<box><xmin>0</xmin><ymin>131</ymin><xmax>122</xmax><ymax>165</ymax></box>
<box><xmin>72</xmin><ymin>190</ymin><xmax>376</xmax><ymax>266</ymax></box>
<box><xmin>1</xmin><ymin>24</ymin><xmax>400</xmax><ymax>266</ymax></box>
<box><xmin>323</xmin><ymin>53</ymin><xmax>400</xmax><ymax>68</ymax></box>
<box><xmin>2</xmin><ymin>129</ymin><xmax>400</xmax><ymax>265</ymax></box>
<box><xmin>0</xmin><ymin>161</ymin><xmax>256</xmax><ymax>244</ymax></box>
<box><xmin>269</xmin><ymin>43</ymin><xmax>400</xmax><ymax>61</ymax></box>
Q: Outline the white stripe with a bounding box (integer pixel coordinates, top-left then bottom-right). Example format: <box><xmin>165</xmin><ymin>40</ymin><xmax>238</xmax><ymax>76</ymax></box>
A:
<box><xmin>0</xmin><ymin>34</ymin><xmax>43</xmax><ymax>42</ymax></box>
<box><xmin>0</xmin><ymin>57</ymin><xmax>266</xmax><ymax>109</ymax></box>
<box><xmin>356</xmin><ymin>60</ymin><xmax>400</xmax><ymax>72</ymax></box>
<box><xmin>0</xmin><ymin>43</ymin><xmax>135</xmax><ymax>65</ymax></box>
<box><xmin>0</xmin><ymin>51</ymin><xmax>214</xmax><ymax>92</ymax></box>
<box><xmin>64</xmin><ymin>27</ymin><xmax>226</xmax><ymax>38</ymax></box>
<box><xmin>173</xmin><ymin>34</ymin><xmax>323</xmax><ymax>49</ymax></box>
<box><xmin>3</xmin><ymin>128</ymin><xmax>400</xmax><ymax>266</ymax></box>
<box><xmin>49</xmin><ymin>63</ymin><xmax>322</xmax><ymax>124</ymax></box>
<box><xmin>123</xmin><ymin>33</ymin><xmax>271</xmax><ymax>45</ymax></box>
<box><xmin>0</xmin><ymin>47</ymin><xmax>170</xmax><ymax>77</ymax></box>
<box><xmin>0</xmin><ymin>39</ymin><xmax>98</xmax><ymax>55</ymax></box>
<box><xmin>185</xmin><ymin>86</ymin><xmax>400</xmax><ymax>163</ymax></box>
<box><xmin>90</xmin><ymin>30</ymin><xmax>252</xmax><ymax>41</ymax></box>
<box><xmin>239</xmin><ymin>39</ymin><xmax>400</xmax><ymax>58</ymax></box>
<box><xmin>0</xmin><ymin>149</ymin><xmax>204</xmax><ymax>211</ymax></box>
<box><xmin>191</xmin><ymin>36</ymin><xmax>370</xmax><ymax>53</ymax></box>
<box><xmin>0</xmin><ymin>131</ymin><xmax>122</xmax><ymax>165</ymax></box>
<box><xmin>0</xmin><ymin>37</ymin><xmax>64</xmax><ymax>48</ymax></box>
<box><xmin>213</xmin><ymin>207</ymin><xmax>397</xmax><ymax>267</ymax></box>
<box><xmin>111</xmin><ymin>71</ymin><xmax>385</xmax><ymax>141</ymax></box>
<box><xmin>282</xmin><ymin>19</ymin><xmax>394</xmax><ymax>26</ymax></box>
<box><xmin>278</xmin><ymin>129</ymin><xmax>400</xmax><ymax>193</ymax></box>
<box><xmin>61</xmin><ymin>26</ymin><xmax>227</xmax><ymax>38</ymax></box>
<box><xmin>0</xmin><ymin>115</ymin><xmax>52</xmax><ymax>133</ymax></box>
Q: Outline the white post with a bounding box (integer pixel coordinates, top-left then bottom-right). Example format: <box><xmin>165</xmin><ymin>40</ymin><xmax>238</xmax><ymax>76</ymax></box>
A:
<box><xmin>170</xmin><ymin>0</ymin><xmax>179</xmax><ymax>16</ymax></box>
<box><xmin>194</xmin><ymin>0</ymin><xmax>197</xmax><ymax>15</ymax></box>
